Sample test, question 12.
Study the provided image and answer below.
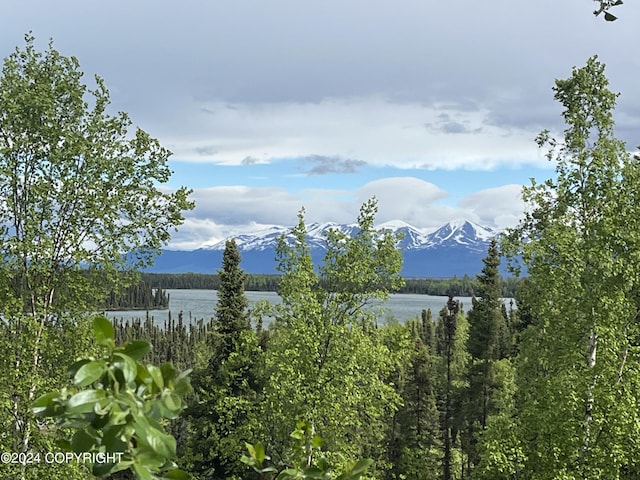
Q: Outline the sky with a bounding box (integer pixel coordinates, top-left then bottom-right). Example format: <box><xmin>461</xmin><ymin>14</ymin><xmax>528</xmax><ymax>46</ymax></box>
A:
<box><xmin>1</xmin><ymin>0</ymin><xmax>639</xmax><ymax>249</ymax></box>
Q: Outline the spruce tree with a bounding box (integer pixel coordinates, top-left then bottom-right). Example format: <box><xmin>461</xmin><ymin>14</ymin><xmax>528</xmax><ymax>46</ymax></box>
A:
<box><xmin>387</xmin><ymin>320</ymin><xmax>441</xmax><ymax>480</ymax></box>
<box><xmin>435</xmin><ymin>295</ymin><xmax>469</xmax><ymax>480</ymax></box>
<box><xmin>185</xmin><ymin>239</ymin><xmax>263</xmax><ymax>479</ymax></box>
<box><xmin>463</xmin><ymin>239</ymin><xmax>511</xmax><ymax>471</ymax></box>
<box><xmin>213</xmin><ymin>239</ymin><xmax>250</xmax><ymax>366</ymax></box>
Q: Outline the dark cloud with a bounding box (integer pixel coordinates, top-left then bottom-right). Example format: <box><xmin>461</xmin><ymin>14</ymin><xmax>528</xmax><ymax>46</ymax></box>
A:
<box><xmin>300</xmin><ymin>155</ymin><xmax>367</xmax><ymax>175</ymax></box>
<box><xmin>241</xmin><ymin>156</ymin><xmax>259</xmax><ymax>165</ymax></box>
<box><xmin>433</xmin><ymin>100</ymin><xmax>480</xmax><ymax>113</ymax></box>
<box><xmin>424</xmin><ymin>118</ymin><xmax>482</xmax><ymax>135</ymax></box>
<box><xmin>2</xmin><ymin>0</ymin><xmax>639</xmax><ymax>169</ymax></box>
<box><xmin>442</xmin><ymin>122</ymin><xmax>479</xmax><ymax>135</ymax></box>
<box><xmin>194</xmin><ymin>145</ymin><xmax>219</xmax><ymax>156</ymax></box>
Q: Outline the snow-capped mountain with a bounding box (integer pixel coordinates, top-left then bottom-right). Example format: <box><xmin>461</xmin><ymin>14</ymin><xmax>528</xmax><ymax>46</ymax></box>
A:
<box><xmin>147</xmin><ymin>219</ymin><xmax>504</xmax><ymax>277</ymax></box>
<box><xmin>204</xmin><ymin>219</ymin><xmax>496</xmax><ymax>252</ymax></box>
<box><xmin>422</xmin><ymin>220</ymin><xmax>496</xmax><ymax>250</ymax></box>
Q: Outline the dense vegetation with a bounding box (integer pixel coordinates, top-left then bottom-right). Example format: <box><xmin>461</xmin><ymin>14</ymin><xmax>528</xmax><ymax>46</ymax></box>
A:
<box><xmin>2</xmin><ymin>31</ymin><xmax>640</xmax><ymax>480</ymax></box>
<box><xmin>139</xmin><ymin>272</ymin><xmax>519</xmax><ymax>297</ymax></box>
<box><xmin>104</xmin><ymin>280</ymin><xmax>170</xmax><ymax>311</ymax></box>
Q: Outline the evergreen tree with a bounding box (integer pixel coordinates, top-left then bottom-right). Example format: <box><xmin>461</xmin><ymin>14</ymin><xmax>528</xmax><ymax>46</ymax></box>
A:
<box><xmin>185</xmin><ymin>239</ymin><xmax>263</xmax><ymax>479</ymax></box>
<box><xmin>212</xmin><ymin>238</ymin><xmax>250</xmax><ymax>369</ymax></box>
<box><xmin>463</xmin><ymin>239</ymin><xmax>511</xmax><ymax>471</ymax></box>
<box><xmin>385</xmin><ymin>319</ymin><xmax>441</xmax><ymax>480</ymax></box>
<box><xmin>435</xmin><ymin>295</ymin><xmax>469</xmax><ymax>480</ymax></box>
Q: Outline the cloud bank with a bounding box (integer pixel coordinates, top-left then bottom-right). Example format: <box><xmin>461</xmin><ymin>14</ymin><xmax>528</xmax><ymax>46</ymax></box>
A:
<box><xmin>169</xmin><ymin>177</ymin><xmax>526</xmax><ymax>250</ymax></box>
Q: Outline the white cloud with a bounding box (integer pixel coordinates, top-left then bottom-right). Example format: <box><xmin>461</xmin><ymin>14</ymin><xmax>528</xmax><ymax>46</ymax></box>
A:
<box><xmin>166</xmin><ymin>178</ymin><xmax>526</xmax><ymax>249</ymax></box>
<box><xmin>459</xmin><ymin>184</ymin><xmax>525</xmax><ymax>230</ymax></box>
<box><xmin>185</xmin><ymin>186</ymin><xmax>302</xmax><ymax>226</ymax></box>
<box><xmin>162</xmin><ymin>97</ymin><xmax>545</xmax><ymax>170</ymax></box>
<box><xmin>355</xmin><ymin>177</ymin><xmax>451</xmax><ymax>227</ymax></box>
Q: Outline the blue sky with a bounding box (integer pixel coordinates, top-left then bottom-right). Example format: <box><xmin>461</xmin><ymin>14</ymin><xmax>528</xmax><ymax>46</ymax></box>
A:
<box><xmin>1</xmin><ymin>0</ymin><xmax>639</xmax><ymax>249</ymax></box>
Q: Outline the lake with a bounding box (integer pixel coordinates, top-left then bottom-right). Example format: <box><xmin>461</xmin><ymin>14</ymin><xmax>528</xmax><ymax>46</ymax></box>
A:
<box><xmin>104</xmin><ymin>289</ymin><xmax>516</xmax><ymax>326</ymax></box>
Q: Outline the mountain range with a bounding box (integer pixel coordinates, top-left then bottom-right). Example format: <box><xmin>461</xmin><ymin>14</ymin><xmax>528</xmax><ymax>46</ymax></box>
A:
<box><xmin>146</xmin><ymin>219</ymin><xmax>506</xmax><ymax>278</ymax></box>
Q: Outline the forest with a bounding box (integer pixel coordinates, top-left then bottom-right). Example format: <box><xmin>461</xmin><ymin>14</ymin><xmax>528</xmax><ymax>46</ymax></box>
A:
<box><xmin>2</xmin><ymin>14</ymin><xmax>640</xmax><ymax>480</ymax></box>
<box><xmin>131</xmin><ymin>273</ymin><xmax>519</xmax><ymax>298</ymax></box>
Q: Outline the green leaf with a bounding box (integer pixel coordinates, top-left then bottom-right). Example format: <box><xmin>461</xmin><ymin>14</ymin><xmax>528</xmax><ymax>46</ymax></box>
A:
<box><xmin>161</xmin><ymin>391</ymin><xmax>182</xmax><ymax>413</ymax></box>
<box><xmin>102</xmin><ymin>425</ymin><xmax>128</xmax><ymax>452</ymax></box>
<box><xmin>133</xmin><ymin>462</ymin><xmax>155</xmax><ymax>480</ymax></box>
<box><xmin>160</xmin><ymin>362</ymin><xmax>177</xmax><ymax>383</ymax></box>
<box><xmin>348</xmin><ymin>458</ymin><xmax>374</xmax><ymax>476</ymax></box>
<box><xmin>301</xmin><ymin>466</ymin><xmax>327</xmax><ymax>479</ymax></box>
<box><xmin>277</xmin><ymin>468</ymin><xmax>300</xmax><ymax>479</ymax></box>
<box><xmin>117</xmin><ymin>339</ymin><xmax>152</xmax><ymax>360</ymax></box>
<box><xmin>604</xmin><ymin>11</ymin><xmax>617</xmax><ymax>21</ymax></box>
<box><xmin>93</xmin><ymin>315</ymin><xmax>115</xmax><ymax>347</ymax></box>
<box><xmin>113</xmin><ymin>352</ymin><xmax>138</xmax><ymax>384</ymax></box>
<box><xmin>92</xmin><ymin>460</ymin><xmax>125</xmax><ymax>477</ymax></box>
<box><xmin>253</xmin><ymin>442</ymin><xmax>268</xmax><ymax>464</ymax></box>
<box><xmin>161</xmin><ymin>468</ymin><xmax>193</xmax><ymax>479</ymax></box>
<box><xmin>67</xmin><ymin>358</ymin><xmax>90</xmax><ymax>378</ymax></box>
<box><xmin>32</xmin><ymin>391</ymin><xmax>61</xmax><ymax>417</ymax></box>
<box><xmin>71</xmin><ymin>428</ymin><xmax>99</xmax><ymax>452</ymax></box>
<box><xmin>134</xmin><ymin>415</ymin><xmax>176</xmax><ymax>459</ymax></box>
<box><xmin>66</xmin><ymin>389</ymin><xmax>107</xmax><ymax>414</ymax></box>
<box><xmin>172</xmin><ymin>373</ymin><xmax>192</xmax><ymax>397</ymax></box>
<box><xmin>311</xmin><ymin>434</ymin><xmax>324</xmax><ymax>448</ymax></box>
<box><xmin>245</xmin><ymin>442</ymin><xmax>257</xmax><ymax>460</ymax></box>
<box><xmin>74</xmin><ymin>360</ymin><xmax>107</xmax><ymax>387</ymax></box>
<box><xmin>147</xmin><ymin>365</ymin><xmax>164</xmax><ymax>390</ymax></box>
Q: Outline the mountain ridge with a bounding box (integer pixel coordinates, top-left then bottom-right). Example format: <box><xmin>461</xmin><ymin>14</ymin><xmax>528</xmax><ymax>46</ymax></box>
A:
<box><xmin>148</xmin><ymin>219</ymin><xmax>506</xmax><ymax>277</ymax></box>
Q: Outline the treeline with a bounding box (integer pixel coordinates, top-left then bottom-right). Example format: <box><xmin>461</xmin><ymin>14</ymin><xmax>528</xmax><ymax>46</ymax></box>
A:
<box><xmin>102</xmin><ymin>279</ymin><xmax>169</xmax><ymax>310</ymax></box>
<box><xmin>141</xmin><ymin>272</ymin><xmax>281</xmax><ymax>291</ymax></box>
<box><xmin>141</xmin><ymin>272</ymin><xmax>520</xmax><ymax>297</ymax></box>
<box><xmin>402</xmin><ymin>275</ymin><xmax>519</xmax><ymax>297</ymax></box>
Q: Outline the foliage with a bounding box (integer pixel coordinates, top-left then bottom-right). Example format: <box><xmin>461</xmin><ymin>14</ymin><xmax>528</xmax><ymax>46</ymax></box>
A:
<box><xmin>0</xmin><ymin>315</ymin><xmax>96</xmax><ymax>480</ymax></box>
<box><xmin>140</xmin><ymin>272</ymin><xmax>521</xmax><ymax>298</ymax></box>
<box><xmin>0</xmin><ymin>34</ymin><xmax>193</xmax><ymax>474</ymax></box>
<box><xmin>467</xmin><ymin>239</ymin><xmax>510</xmax><ymax>364</ymax></box>
<box><xmin>32</xmin><ymin>316</ymin><xmax>193</xmax><ymax>480</ymax></box>
<box><xmin>434</xmin><ymin>296</ymin><xmax>470</xmax><ymax>480</ymax></box>
<box><xmin>381</xmin><ymin>321</ymin><xmax>441</xmax><ymax>480</ymax></box>
<box><xmin>593</xmin><ymin>0</ymin><xmax>624</xmax><ymax>21</ymax></box>
<box><xmin>463</xmin><ymin>239</ymin><xmax>512</xmax><ymax>472</ymax></box>
<box><xmin>0</xmin><ymin>34</ymin><xmax>193</xmax><ymax>318</ymax></box>
<box><xmin>211</xmin><ymin>239</ymin><xmax>250</xmax><ymax>365</ymax></box>
<box><xmin>473</xmin><ymin>412</ymin><xmax>525</xmax><ymax>480</ymax></box>
<box><xmin>258</xmin><ymin>199</ymin><xmax>404</xmax><ymax>474</ymax></box>
<box><xmin>141</xmin><ymin>273</ymin><xmax>282</xmax><ymax>292</ymax></box>
<box><xmin>500</xmin><ymin>57</ymin><xmax>640</xmax><ymax>478</ymax></box>
<box><xmin>104</xmin><ymin>280</ymin><xmax>169</xmax><ymax>311</ymax></box>
<box><xmin>401</xmin><ymin>275</ymin><xmax>520</xmax><ymax>298</ymax></box>
<box><xmin>184</xmin><ymin>239</ymin><xmax>263</xmax><ymax>479</ymax></box>
<box><xmin>113</xmin><ymin>315</ymin><xmax>214</xmax><ymax>373</ymax></box>
<box><xmin>242</xmin><ymin>421</ymin><xmax>374</xmax><ymax>480</ymax></box>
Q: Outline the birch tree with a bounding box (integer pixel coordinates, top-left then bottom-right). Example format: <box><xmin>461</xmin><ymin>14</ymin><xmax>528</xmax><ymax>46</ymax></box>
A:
<box><xmin>0</xmin><ymin>34</ymin><xmax>193</xmax><ymax>479</ymax></box>
<box><xmin>257</xmin><ymin>199</ymin><xmax>404</xmax><ymax>475</ymax></box>
<box><xmin>498</xmin><ymin>56</ymin><xmax>640</xmax><ymax>479</ymax></box>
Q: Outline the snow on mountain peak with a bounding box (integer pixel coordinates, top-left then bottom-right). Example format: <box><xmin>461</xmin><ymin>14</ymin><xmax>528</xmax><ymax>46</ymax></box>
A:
<box><xmin>377</xmin><ymin>219</ymin><xmax>417</xmax><ymax>230</ymax></box>
<box><xmin>201</xmin><ymin>219</ymin><xmax>497</xmax><ymax>252</ymax></box>
<box><xmin>427</xmin><ymin>219</ymin><xmax>496</xmax><ymax>249</ymax></box>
